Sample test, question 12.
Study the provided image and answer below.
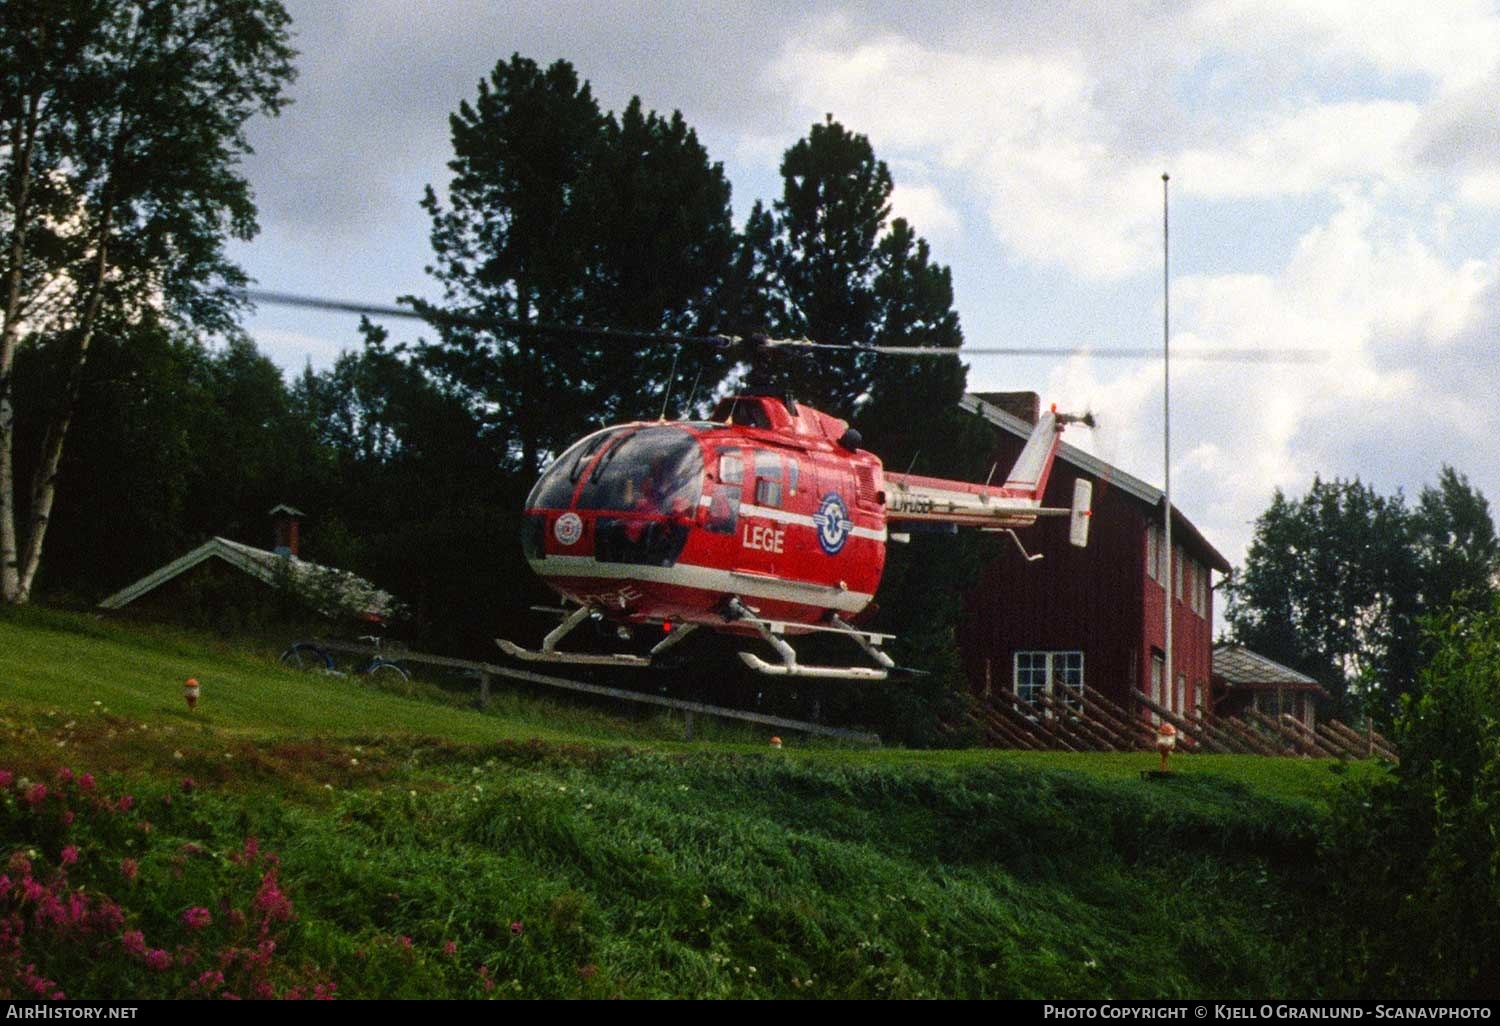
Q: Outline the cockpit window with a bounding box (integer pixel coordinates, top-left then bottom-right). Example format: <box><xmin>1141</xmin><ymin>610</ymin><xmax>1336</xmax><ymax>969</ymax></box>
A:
<box><xmin>526</xmin><ymin>427</ymin><xmax>628</xmax><ymax>510</ymax></box>
<box><xmin>576</xmin><ymin>426</ymin><xmax>704</xmax><ymax>516</ymax></box>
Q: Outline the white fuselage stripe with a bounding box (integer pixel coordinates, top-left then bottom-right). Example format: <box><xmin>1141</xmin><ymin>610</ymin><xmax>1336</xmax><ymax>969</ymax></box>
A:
<box><xmin>739</xmin><ymin>503</ymin><xmax>887</xmax><ymax>542</ymax></box>
<box><xmin>529</xmin><ymin>556</ymin><xmax>874</xmax><ymax>613</ymax></box>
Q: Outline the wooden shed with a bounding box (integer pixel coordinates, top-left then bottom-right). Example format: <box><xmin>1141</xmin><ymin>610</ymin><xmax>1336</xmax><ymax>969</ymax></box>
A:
<box><xmin>1211</xmin><ymin>644</ymin><xmax>1327</xmax><ymax>730</ymax></box>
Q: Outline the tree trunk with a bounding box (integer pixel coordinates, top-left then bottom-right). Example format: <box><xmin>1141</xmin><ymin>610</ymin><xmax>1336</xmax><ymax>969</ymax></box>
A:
<box><xmin>1</xmin><ymin>91</ymin><xmax>43</xmax><ymax>603</ymax></box>
<box><xmin>13</xmin><ymin>221</ymin><xmax>110</xmax><ymax>603</ymax></box>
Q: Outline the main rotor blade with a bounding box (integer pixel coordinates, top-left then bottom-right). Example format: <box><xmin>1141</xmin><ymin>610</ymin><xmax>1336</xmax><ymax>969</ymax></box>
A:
<box><xmin>241</xmin><ymin>289</ymin><xmax>1325</xmax><ymax>363</ymax></box>
<box><xmin>239</xmin><ymin>289</ymin><xmax>741</xmax><ymax>348</ymax></box>
<box><xmin>874</xmin><ymin>344</ymin><xmax>1327</xmax><ymax>363</ymax></box>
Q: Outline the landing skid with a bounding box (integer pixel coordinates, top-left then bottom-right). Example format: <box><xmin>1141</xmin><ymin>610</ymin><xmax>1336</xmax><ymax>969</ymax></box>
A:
<box><xmin>497</xmin><ymin>599</ymin><xmax>916</xmax><ymax>682</ymax></box>
<box><xmin>726</xmin><ymin>599</ymin><xmax>908</xmax><ymax>681</ymax></box>
<box><xmin>497</xmin><ymin>605</ymin><xmax>698</xmax><ymax>669</ymax></box>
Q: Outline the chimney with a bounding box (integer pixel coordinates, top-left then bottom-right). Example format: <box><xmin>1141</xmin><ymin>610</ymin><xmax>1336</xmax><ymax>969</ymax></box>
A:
<box><xmin>268</xmin><ymin>504</ymin><xmax>305</xmax><ymax>557</ymax></box>
<box><xmin>976</xmin><ymin>391</ymin><xmax>1041</xmax><ymax>425</ymax></box>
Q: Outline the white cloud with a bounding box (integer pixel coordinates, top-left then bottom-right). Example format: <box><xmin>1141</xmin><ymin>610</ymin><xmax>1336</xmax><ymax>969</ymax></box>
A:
<box><xmin>769</xmin><ymin>31</ymin><xmax>1164</xmax><ymax>279</ymax></box>
<box><xmin>888</xmin><ymin>182</ymin><xmax>960</xmax><ymax>243</ymax></box>
<box><xmin>1176</xmin><ymin>101</ymin><xmax>1421</xmax><ymax>199</ymax></box>
<box><xmin>1186</xmin><ymin>0</ymin><xmax>1500</xmax><ymax>90</ymax></box>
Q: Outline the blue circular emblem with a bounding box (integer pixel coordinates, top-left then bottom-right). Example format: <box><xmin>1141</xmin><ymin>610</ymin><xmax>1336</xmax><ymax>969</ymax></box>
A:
<box><xmin>813</xmin><ymin>492</ymin><xmax>853</xmax><ymax>555</ymax></box>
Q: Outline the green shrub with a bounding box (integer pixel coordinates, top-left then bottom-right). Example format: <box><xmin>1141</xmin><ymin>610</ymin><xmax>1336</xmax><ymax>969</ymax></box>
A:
<box><xmin>1319</xmin><ymin>598</ymin><xmax>1500</xmax><ymax>997</ymax></box>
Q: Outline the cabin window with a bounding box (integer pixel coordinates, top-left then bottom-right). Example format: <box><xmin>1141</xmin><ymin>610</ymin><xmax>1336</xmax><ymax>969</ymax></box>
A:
<box><xmin>718</xmin><ymin>451</ymin><xmax>743</xmax><ymax>486</ymax></box>
<box><xmin>786</xmin><ymin>457</ymin><xmax>800</xmax><ymax>495</ymax></box>
<box><xmin>1013</xmin><ymin>650</ymin><xmax>1085</xmax><ymax>713</ymax></box>
<box><xmin>751</xmin><ymin>451</ymin><xmax>783</xmax><ymax>507</ymax></box>
<box><xmin>703</xmin><ymin>485</ymin><xmax>739</xmax><ymax>534</ymax></box>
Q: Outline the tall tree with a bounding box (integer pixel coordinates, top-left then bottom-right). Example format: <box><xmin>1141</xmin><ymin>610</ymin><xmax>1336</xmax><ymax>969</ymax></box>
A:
<box><xmin>744</xmin><ymin>116</ymin><xmax>966</xmax><ymax>416</ymax></box>
<box><xmin>1411</xmin><ymin>465</ymin><xmax>1499</xmax><ymax>616</ymax></box>
<box><xmin>1225</xmin><ymin>476</ymin><xmax>1426</xmax><ymax>719</ymax></box>
<box><xmin>0</xmin><ymin>0</ymin><xmax>295</xmax><ymax>603</ymax></box>
<box><xmin>418</xmin><ymin>56</ymin><xmax>735</xmax><ymax>477</ymax></box>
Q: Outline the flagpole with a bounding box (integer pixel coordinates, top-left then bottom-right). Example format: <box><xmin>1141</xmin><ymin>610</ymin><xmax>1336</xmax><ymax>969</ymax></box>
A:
<box><xmin>1162</xmin><ymin>172</ymin><xmax>1173</xmax><ymax>718</ymax></box>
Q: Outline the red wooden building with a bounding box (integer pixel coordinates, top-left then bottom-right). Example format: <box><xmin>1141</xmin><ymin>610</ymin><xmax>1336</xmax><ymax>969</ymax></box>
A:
<box><xmin>957</xmin><ymin>392</ymin><xmax>1230</xmax><ymax>720</ymax></box>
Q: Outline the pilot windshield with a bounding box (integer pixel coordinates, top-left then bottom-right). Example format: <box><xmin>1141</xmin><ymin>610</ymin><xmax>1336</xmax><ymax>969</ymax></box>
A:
<box><xmin>576</xmin><ymin>426</ymin><xmax>704</xmax><ymax>516</ymax></box>
<box><xmin>526</xmin><ymin>427</ymin><xmax>630</xmax><ymax>510</ymax></box>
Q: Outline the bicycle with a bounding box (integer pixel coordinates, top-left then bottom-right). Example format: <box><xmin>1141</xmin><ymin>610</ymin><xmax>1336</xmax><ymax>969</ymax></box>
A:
<box><xmin>279</xmin><ymin>635</ymin><xmax>410</xmax><ymax>683</ymax></box>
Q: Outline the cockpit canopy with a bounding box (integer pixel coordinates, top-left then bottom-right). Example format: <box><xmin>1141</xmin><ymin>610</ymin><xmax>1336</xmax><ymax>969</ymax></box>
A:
<box><xmin>526</xmin><ymin>425</ymin><xmax>705</xmax><ymax>516</ymax></box>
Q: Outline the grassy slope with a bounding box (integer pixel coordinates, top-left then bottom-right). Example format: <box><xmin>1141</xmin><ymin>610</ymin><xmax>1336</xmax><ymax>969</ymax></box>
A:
<box><xmin>0</xmin><ymin>607</ymin><xmax>1366</xmax><ymax>998</ymax></box>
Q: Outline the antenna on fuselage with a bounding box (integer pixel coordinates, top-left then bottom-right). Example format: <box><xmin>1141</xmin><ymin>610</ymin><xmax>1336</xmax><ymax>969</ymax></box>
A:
<box><xmin>657</xmin><ymin>347</ymin><xmax>681</xmax><ymax>421</ymax></box>
<box><xmin>682</xmin><ymin>364</ymin><xmax>704</xmax><ymax>419</ymax></box>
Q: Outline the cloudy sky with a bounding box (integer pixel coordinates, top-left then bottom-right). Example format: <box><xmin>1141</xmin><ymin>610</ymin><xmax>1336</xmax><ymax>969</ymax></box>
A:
<box><xmin>229</xmin><ymin>0</ymin><xmax>1500</xmax><ymax>574</ymax></box>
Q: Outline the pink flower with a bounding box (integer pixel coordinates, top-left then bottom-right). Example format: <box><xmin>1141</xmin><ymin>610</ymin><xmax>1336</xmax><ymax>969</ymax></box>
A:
<box><xmin>143</xmin><ymin>949</ymin><xmax>173</xmax><ymax>972</ymax></box>
<box><xmin>23</xmin><ymin>783</ymin><xmax>47</xmax><ymax>806</ymax></box>
<box><xmin>181</xmin><ymin>906</ymin><xmax>211</xmax><ymax>930</ymax></box>
<box><xmin>119</xmin><ymin>858</ymin><xmax>138</xmax><ymax>882</ymax></box>
<box><xmin>180</xmin><ymin>777</ymin><xmax>196</xmax><ymax>793</ymax></box>
<box><xmin>77</xmin><ymin>773</ymin><xmax>94</xmax><ymax>792</ymax></box>
<box><xmin>253</xmin><ymin>869</ymin><xmax>293</xmax><ymax>924</ymax></box>
<box><xmin>121</xmin><ymin>930</ymin><xmax>146</xmax><ymax>956</ymax></box>
<box><xmin>59</xmin><ymin>846</ymin><xmax>78</xmax><ymax>867</ymax></box>
<box><xmin>398</xmin><ymin>935</ymin><xmax>413</xmax><ymax>950</ymax></box>
<box><xmin>115</xmin><ymin>795</ymin><xmax>134</xmax><ymax>813</ymax></box>
<box><xmin>196</xmin><ymin>970</ymin><xmax>224</xmax><ymax>992</ymax></box>
<box><xmin>55</xmin><ymin>767</ymin><xmax>74</xmax><ymax>786</ymax></box>
<box><xmin>61</xmin><ymin>811</ymin><xmax>74</xmax><ymax>826</ymax></box>
<box><xmin>442</xmin><ymin>939</ymin><xmax>458</xmax><ymax>957</ymax></box>
<box><xmin>0</xmin><ymin>769</ymin><xmax>12</xmax><ymax>788</ymax></box>
<box><xmin>509</xmin><ymin>920</ymin><xmax>524</xmax><ymax>937</ymax></box>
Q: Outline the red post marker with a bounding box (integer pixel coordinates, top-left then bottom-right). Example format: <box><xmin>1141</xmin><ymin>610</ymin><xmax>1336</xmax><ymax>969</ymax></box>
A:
<box><xmin>1156</xmin><ymin>722</ymin><xmax>1177</xmax><ymax>772</ymax></box>
<box><xmin>769</xmin><ymin>736</ymin><xmax>783</xmax><ymax>749</ymax></box>
<box><xmin>184</xmin><ymin>678</ymin><xmax>200</xmax><ymax>712</ymax></box>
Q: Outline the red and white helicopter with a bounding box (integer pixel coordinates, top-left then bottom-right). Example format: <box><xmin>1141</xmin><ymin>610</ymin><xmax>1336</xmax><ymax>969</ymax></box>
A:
<box><xmin>504</xmin><ymin>388</ymin><xmax>1094</xmax><ymax>680</ymax></box>
<box><xmin>248</xmin><ymin>291</ymin><xmax>1095</xmax><ymax>681</ymax></box>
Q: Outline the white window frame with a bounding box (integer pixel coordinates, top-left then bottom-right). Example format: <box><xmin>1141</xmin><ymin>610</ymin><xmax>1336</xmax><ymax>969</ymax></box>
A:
<box><xmin>1150</xmin><ymin>652</ymin><xmax>1165</xmax><ymax>724</ymax></box>
<box><xmin>1013</xmin><ymin>650</ymin><xmax>1085</xmax><ymax>713</ymax></box>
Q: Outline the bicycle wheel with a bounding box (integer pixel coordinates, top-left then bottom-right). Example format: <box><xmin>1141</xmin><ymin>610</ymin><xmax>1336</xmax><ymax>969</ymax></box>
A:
<box><xmin>365</xmin><ymin>660</ymin><xmax>410</xmax><ymax>683</ymax></box>
<box><xmin>280</xmin><ymin>643</ymin><xmax>333</xmax><ymax>672</ymax></box>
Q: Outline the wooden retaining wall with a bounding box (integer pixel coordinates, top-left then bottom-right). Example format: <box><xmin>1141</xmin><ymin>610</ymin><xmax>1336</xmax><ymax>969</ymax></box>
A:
<box><xmin>947</xmin><ymin>688</ymin><xmax>1396</xmax><ymax>761</ymax></box>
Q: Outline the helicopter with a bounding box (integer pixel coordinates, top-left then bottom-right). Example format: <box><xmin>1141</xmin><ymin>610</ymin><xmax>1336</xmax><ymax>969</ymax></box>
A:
<box><xmin>244</xmin><ymin>289</ymin><xmax>1309</xmax><ymax>681</ymax></box>
<box><xmin>502</xmin><ymin>388</ymin><xmax>1093</xmax><ymax>680</ymax></box>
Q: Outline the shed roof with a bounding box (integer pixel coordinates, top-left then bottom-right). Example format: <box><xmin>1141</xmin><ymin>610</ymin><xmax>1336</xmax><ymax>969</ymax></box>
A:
<box><xmin>1213</xmin><ymin>644</ymin><xmax>1325</xmax><ymax>692</ymax></box>
<box><xmin>99</xmin><ymin>537</ymin><xmax>396</xmax><ymax>621</ymax></box>
<box><xmin>962</xmin><ymin>392</ymin><xmax>1231</xmax><ymax>572</ymax></box>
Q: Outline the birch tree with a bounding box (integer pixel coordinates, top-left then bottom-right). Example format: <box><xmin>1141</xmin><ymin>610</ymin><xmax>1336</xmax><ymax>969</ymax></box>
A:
<box><xmin>0</xmin><ymin>0</ymin><xmax>294</xmax><ymax>603</ymax></box>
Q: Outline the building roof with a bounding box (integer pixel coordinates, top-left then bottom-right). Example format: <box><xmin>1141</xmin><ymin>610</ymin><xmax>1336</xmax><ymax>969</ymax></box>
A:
<box><xmin>98</xmin><ymin>537</ymin><xmax>397</xmax><ymax>621</ymax></box>
<box><xmin>962</xmin><ymin>392</ymin><xmax>1231</xmax><ymax>572</ymax></box>
<box><xmin>1213</xmin><ymin>644</ymin><xmax>1326</xmax><ymax>692</ymax></box>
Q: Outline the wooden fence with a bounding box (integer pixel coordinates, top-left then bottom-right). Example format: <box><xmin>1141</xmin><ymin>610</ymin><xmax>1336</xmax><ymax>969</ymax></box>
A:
<box><xmin>301</xmin><ymin>638</ymin><xmax>881</xmax><ymax>746</ymax></box>
<box><xmin>939</xmin><ymin>685</ymin><xmax>1397</xmax><ymax>761</ymax></box>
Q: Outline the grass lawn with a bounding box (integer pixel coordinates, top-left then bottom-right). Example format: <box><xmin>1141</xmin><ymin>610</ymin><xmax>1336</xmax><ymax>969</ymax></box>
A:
<box><xmin>0</xmin><ymin>606</ymin><xmax>1378</xmax><ymax>999</ymax></box>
